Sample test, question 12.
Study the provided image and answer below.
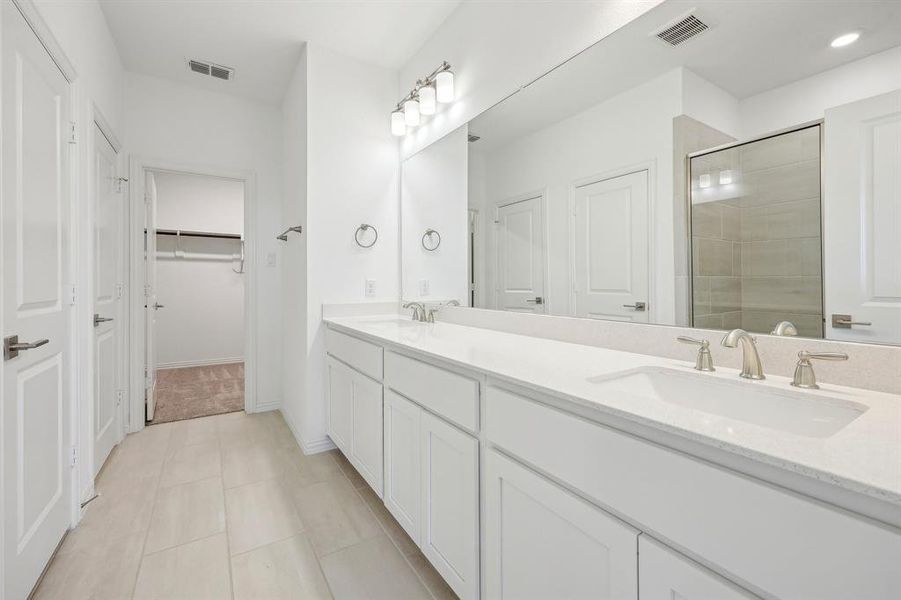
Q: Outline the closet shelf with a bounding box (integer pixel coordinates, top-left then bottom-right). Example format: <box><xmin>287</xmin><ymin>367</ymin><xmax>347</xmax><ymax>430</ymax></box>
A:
<box><xmin>150</xmin><ymin>228</ymin><xmax>243</xmax><ymax>240</ymax></box>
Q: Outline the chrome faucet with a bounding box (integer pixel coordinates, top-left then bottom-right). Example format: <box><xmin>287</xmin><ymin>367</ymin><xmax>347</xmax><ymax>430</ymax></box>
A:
<box><xmin>677</xmin><ymin>336</ymin><xmax>715</xmax><ymax>372</ymax></box>
<box><xmin>425</xmin><ymin>299</ymin><xmax>462</xmax><ymax>323</ymax></box>
<box><xmin>791</xmin><ymin>350</ymin><xmax>848</xmax><ymax>389</ymax></box>
<box><xmin>721</xmin><ymin>329</ymin><xmax>765</xmax><ymax>380</ymax></box>
<box><xmin>771</xmin><ymin>321</ymin><xmax>798</xmax><ymax>336</ymax></box>
<box><xmin>402</xmin><ymin>301</ymin><xmax>426</xmax><ymax>322</ymax></box>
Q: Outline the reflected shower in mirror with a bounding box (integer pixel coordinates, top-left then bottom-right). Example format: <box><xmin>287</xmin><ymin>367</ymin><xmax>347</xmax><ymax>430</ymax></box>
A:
<box><xmin>400</xmin><ymin>0</ymin><xmax>901</xmax><ymax>345</ymax></box>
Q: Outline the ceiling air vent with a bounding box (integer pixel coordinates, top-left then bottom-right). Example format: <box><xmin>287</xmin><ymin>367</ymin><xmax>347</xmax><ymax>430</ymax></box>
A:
<box><xmin>654</xmin><ymin>14</ymin><xmax>709</xmax><ymax>46</ymax></box>
<box><xmin>187</xmin><ymin>59</ymin><xmax>234</xmax><ymax>81</ymax></box>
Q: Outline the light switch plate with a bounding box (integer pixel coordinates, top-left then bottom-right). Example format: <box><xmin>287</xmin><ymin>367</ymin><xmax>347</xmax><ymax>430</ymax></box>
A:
<box><xmin>365</xmin><ymin>279</ymin><xmax>377</xmax><ymax>298</ymax></box>
<box><xmin>419</xmin><ymin>279</ymin><xmax>430</xmax><ymax>296</ymax></box>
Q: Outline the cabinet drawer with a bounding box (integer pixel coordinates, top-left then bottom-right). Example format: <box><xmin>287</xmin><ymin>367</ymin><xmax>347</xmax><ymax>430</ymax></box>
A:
<box><xmin>384</xmin><ymin>351</ymin><xmax>479</xmax><ymax>432</ymax></box>
<box><xmin>486</xmin><ymin>386</ymin><xmax>901</xmax><ymax>599</ymax></box>
<box><xmin>326</xmin><ymin>328</ymin><xmax>383</xmax><ymax>381</ymax></box>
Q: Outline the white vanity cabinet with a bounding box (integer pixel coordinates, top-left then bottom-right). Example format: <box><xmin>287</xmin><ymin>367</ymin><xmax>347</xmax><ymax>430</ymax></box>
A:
<box><xmin>639</xmin><ymin>537</ymin><xmax>756</xmax><ymax>600</ymax></box>
<box><xmin>383</xmin><ymin>390</ymin><xmax>421</xmax><ymax>542</ymax></box>
<box><xmin>326</xmin><ymin>357</ymin><xmax>383</xmax><ymax>495</ymax></box>
<box><xmin>485</xmin><ymin>449</ymin><xmax>639</xmax><ymax>599</ymax></box>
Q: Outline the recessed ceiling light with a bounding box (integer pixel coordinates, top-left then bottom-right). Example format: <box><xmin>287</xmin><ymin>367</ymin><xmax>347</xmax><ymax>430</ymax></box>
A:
<box><xmin>830</xmin><ymin>32</ymin><xmax>860</xmax><ymax>48</ymax></box>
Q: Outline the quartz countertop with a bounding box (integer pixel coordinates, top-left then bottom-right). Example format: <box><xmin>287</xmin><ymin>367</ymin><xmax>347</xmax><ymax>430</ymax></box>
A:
<box><xmin>325</xmin><ymin>314</ymin><xmax>901</xmax><ymax>510</ymax></box>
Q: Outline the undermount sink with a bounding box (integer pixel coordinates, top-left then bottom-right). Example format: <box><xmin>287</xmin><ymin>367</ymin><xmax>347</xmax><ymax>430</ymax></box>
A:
<box><xmin>589</xmin><ymin>367</ymin><xmax>868</xmax><ymax>438</ymax></box>
<box><xmin>363</xmin><ymin>318</ymin><xmax>425</xmax><ymax>329</ymax></box>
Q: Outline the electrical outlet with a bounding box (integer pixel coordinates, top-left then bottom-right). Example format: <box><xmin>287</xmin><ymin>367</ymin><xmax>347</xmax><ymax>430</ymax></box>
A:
<box><xmin>266</xmin><ymin>252</ymin><xmax>277</xmax><ymax>267</ymax></box>
<box><xmin>419</xmin><ymin>279</ymin><xmax>430</xmax><ymax>296</ymax></box>
<box><xmin>365</xmin><ymin>279</ymin><xmax>377</xmax><ymax>298</ymax></box>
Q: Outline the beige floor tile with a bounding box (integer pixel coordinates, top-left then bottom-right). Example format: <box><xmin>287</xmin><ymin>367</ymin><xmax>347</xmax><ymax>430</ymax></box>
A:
<box><xmin>159</xmin><ymin>440</ymin><xmax>222</xmax><ymax>488</ymax></box>
<box><xmin>167</xmin><ymin>415</ymin><xmax>221</xmax><ymax>453</ymax></box>
<box><xmin>408</xmin><ymin>552</ymin><xmax>459</xmax><ymax>600</ymax></box>
<box><xmin>134</xmin><ymin>533</ymin><xmax>232</xmax><ymax>600</ymax></box>
<box><xmin>231</xmin><ymin>534</ymin><xmax>332</xmax><ymax>600</ymax></box>
<box><xmin>355</xmin><ymin>484</ymin><xmax>420</xmax><ymax>557</ymax></box>
<box><xmin>319</xmin><ymin>535</ymin><xmax>431</xmax><ymax>600</ymax></box>
<box><xmin>332</xmin><ymin>451</ymin><xmax>369</xmax><ymax>490</ymax></box>
<box><xmin>33</xmin><ymin>530</ymin><xmax>144</xmax><ymax>600</ymax></box>
<box><xmin>145</xmin><ymin>476</ymin><xmax>226</xmax><ymax>554</ymax></box>
<box><xmin>225</xmin><ymin>479</ymin><xmax>304</xmax><ymax>555</ymax></box>
<box><xmin>218</xmin><ymin>412</ymin><xmax>272</xmax><ymax>449</ymax></box>
<box><xmin>286</xmin><ymin>449</ymin><xmax>346</xmax><ymax>488</ymax></box>
<box><xmin>222</xmin><ymin>440</ymin><xmax>294</xmax><ymax>489</ymax></box>
<box><xmin>287</xmin><ymin>474</ymin><xmax>381</xmax><ymax>556</ymax></box>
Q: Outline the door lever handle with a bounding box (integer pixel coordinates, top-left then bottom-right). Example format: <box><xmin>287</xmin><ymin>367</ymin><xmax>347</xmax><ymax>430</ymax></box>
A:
<box><xmin>4</xmin><ymin>336</ymin><xmax>50</xmax><ymax>360</ymax></box>
<box><xmin>93</xmin><ymin>314</ymin><xmax>114</xmax><ymax>327</ymax></box>
<box><xmin>623</xmin><ymin>302</ymin><xmax>647</xmax><ymax>311</ymax></box>
<box><xmin>831</xmin><ymin>314</ymin><xmax>871</xmax><ymax>328</ymax></box>
<box><xmin>524</xmin><ymin>297</ymin><xmax>543</xmax><ymax>304</ymax></box>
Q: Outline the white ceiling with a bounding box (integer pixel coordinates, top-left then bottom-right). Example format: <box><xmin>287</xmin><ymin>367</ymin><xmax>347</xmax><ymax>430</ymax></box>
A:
<box><xmin>98</xmin><ymin>0</ymin><xmax>462</xmax><ymax>105</ymax></box>
<box><xmin>471</xmin><ymin>0</ymin><xmax>901</xmax><ymax>150</ymax></box>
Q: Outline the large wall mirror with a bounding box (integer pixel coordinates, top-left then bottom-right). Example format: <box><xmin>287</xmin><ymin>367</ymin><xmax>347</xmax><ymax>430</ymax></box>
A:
<box><xmin>401</xmin><ymin>0</ymin><xmax>901</xmax><ymax>346</ymax></box>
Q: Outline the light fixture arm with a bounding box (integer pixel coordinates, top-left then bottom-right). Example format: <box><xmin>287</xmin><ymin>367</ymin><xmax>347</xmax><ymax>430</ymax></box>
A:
<box><xmin>393</xmin><ymin>61</ymin><xmax>452</xmax><ymax>111</ymax></box>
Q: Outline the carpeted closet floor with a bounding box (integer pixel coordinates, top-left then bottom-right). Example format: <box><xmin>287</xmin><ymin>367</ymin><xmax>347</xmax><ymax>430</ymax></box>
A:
<box><xmin>151</xmin><ymin>362</ymin><xmax>244</xmax><ymax>424</ymax></box>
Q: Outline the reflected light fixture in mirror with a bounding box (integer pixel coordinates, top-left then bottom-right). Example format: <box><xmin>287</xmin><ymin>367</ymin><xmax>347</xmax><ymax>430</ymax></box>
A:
<box><xmin>831</xmin><ymin>31</ymin><xmax>860</xmax><ymax>47</ymax></box>
<box><xmin>420</xmin><ymin>84</ymin><xmax>437</xmax><ymax>115</ymax></box>
<box><xmin>391</xmin><ymin>109</ymin><xmax>406</xmax><ymax>136</ymax></box>
<box><xmin>699</xmin><ymin>173</ymin><xmax>712</xmax><ymax>188</ymax></box>
<box><xmin>404</xmin><ymin>98</ymin><xmax>421</xmax><ymax>126</ymax></box>
<box><xmin>719</xmin><ymin>170</ymin><xmax>733</xmax><ymax>185</ymax></box>
<box><xmin>436</xmin><ymin>69</ymin><xmax>455</xmax><ymax>103</ymax></box>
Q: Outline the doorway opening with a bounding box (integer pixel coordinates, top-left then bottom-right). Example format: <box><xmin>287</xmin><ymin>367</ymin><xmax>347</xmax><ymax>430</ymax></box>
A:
<box><xmin>144</xmin><ymin>170</ymin><xmax>247</xmax><ymax>424</ymax></box>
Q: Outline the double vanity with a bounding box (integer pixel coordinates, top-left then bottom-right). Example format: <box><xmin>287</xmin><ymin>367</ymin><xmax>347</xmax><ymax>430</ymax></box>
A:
<box><xmin>324</xmin><ymin>313</ymin><xmax>901</xmax><ymax>600</ymax></box>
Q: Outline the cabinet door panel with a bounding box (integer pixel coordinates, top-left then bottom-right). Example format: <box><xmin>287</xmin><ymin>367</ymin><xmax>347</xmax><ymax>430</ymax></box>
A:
<box><xmin>327</xmin><ymin>357</ymin><xmax>352</xmax><ymax>453</ymax></box>
<box><xmin>384</xmin><ymin>390</ymin><xmax>421</xmax><ymax>542</ymax></box>
<box><xmin>639</xmin><ymin>536</ymin><xmax>756</xmax><ymax>600</ymax></box>
<box><xmin>421</xmin><ymin>411</ymin><xmax>479</xmax><ymax>600</ymax></box>
<box><xmin>350</xmin><ymin>370</ymin><xmax>383</xmax><ymax>495</ymax></box>
<box><xmin>486</xmin><ymin>450</ymin><xmax>639</xmax><ymax>600</ymax></box>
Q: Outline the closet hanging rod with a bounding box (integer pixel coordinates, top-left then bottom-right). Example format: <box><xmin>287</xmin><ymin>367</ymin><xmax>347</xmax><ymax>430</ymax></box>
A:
<box><xmin>149</xmin><ymin>228</ymin><xmax>243</xmax><ymax>240</ymax></box>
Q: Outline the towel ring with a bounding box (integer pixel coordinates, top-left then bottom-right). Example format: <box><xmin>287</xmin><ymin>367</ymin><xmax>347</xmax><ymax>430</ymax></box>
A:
<box><xmin>355</xmin><ymin>224</ymin><xmax>378</xmax><ymax>248</ymax></box>
<box><xmin>422</xmin><ymin>228</ymin><xmax>441</xmax><ymax>251</ymax></box>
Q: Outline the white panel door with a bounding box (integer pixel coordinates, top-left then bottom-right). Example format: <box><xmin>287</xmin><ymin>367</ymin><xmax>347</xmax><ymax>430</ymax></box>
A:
<box><xmin>92</xmin><ymin>125</ymin><xmax>122</xmax><ymax>473</ymax></box>
<box><xmin>349</xmin><ymin>367</ymin><xmax>383</xmax><ymax>496</ymax></box>
<box><xmin>420</xmin><ymin>411</ymin><xmax>479</xmax><ymax>600</ymax></box>
<box><xmin>485</xmin><ymin>450</ymin><xmax>639</xmax><ymax>600</ymax></box>
<box><xmin>1</xmin><ymin>4</ymin><xmax>73</xmax><ymax>598</ymax></box>
<box><xmin>383</xmin><ymin>390</ymin><xmax>421</xmax><ymax>543</ymax></box>
<box><xmin>144</xmin><ymin>171</ymin><xmax>159</xmax><ymax>420</ymax></box>
<box><xmin>639</xmin><ymin>536</ymin><xmax>755</xmax><ymax>600</ymax></box>
<box><xmin>495</xmin><ymin>195</ymin><xmax>546</xmax><ymax>312</ymax></box>
<box><xmin>327</xmin><ymin>357</ymin><xmax>353</xmax><ymax>453</ymax></box>
<box><xmin>573</xmin><ymin>170</ymin><xmax>649</xmax><ymax>322</ymax></box>
<box><xmin>824</xmin><ymin>90</ymin><xmax>901</xmax><ymax>344</ymax></box>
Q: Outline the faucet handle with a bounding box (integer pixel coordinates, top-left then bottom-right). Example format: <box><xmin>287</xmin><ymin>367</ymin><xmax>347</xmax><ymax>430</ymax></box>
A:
<box><xmin>677</xmin><ymin>336</ymin><xmax>715</xmax><ymax>372</ymax></box>
<box><xmin>791</xmin><ymin>351</ymin><xmax>849</xmax><ymax>389</ymax></box>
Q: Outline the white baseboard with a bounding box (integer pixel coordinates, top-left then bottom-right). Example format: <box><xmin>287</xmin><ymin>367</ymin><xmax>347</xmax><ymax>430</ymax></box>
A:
<box><xmin>157</xmin><ymin>357</ymin><xmax>243</xmax><ymax>369</ymax></box>
<box><xmin>302</xmin><ymin>436</ymin><xmax>337</xmax><ymax>455</ymax></box>
<box><xmin>253</xmin><ymin>400</ymin><xmax>280</xmax><ymax>413</ymax></box>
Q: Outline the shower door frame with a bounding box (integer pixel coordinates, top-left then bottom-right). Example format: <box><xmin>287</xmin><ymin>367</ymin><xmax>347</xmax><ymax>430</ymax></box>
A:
<box><xmin>685</xmin><ymin>119</ymin><xmax>825</xmax><ymax>333</ymax></box>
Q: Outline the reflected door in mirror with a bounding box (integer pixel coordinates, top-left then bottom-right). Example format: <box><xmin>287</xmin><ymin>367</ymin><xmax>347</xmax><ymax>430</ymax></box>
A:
<box><xmin>496</xmin><ymin>195</ymin><xmax>546</xmax><ymax>312</ymax></box>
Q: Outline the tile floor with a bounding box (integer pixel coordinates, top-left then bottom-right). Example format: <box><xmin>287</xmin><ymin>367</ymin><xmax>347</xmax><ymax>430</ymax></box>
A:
<box><xmin>33</xmin><ymin>411</ymin><xmax>457</xmax><ymax>600</ymax></box>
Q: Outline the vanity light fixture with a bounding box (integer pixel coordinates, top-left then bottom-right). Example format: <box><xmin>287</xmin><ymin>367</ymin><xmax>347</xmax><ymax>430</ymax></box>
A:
<box><xmin>699</xmin><ymin>173</ymin><xmax>712</xmax><ymax>189</ymax></box>
<box><xmin>719</xmin><ymin>170</ymin><xmax>733</xmax><ymax>185</ymax></box>
<box><xmin>391</xmin><ymin>61</ymin><xmax>454</xmax><ymax>136</ymax></box>
<box><xmin>830</xmin><ymin>32</ymin><xmax>860</xmax><ymax>48</ymax></box>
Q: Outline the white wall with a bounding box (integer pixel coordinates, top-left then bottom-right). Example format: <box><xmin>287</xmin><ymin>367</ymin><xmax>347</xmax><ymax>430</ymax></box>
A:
<box><xmin>280</xmin><ymin>47</ymin><xmax>308</xmax><ymax>433</ymax></box>
<box><xmin>299</xmin><ymin>44</ymin><xmax>400</xmax><ymax>451</ymax></box>
<box><xmin>740</xmin><ymin>46</ymin><xmax>901</xmax><ymax>138</ymax></box>
<box><xmin>154</xmin><ymin>172</ymin><xmax>244</xmax><ymax>235</ymax></box>
<box><xmin>124</xmin><ymin>72</ymin><xmax>284</xmax><ymax>408</ymax></box>
<box><xmin>401</xmin><ymin>125</ymin><xmax>468</xmax><ymax>303</ymax></box>
<box><xmin>29</xmin><ymin>0</ymin><xmax>126</xmax><ymax>506</ymax></box>
<box><xmin>153</xmin><ymin>173</ymin><xmax>245</xmax><ymax>367</ymax></box>
<box><xmin>398</xmin><ymin>0</ymin><xmax>664</xmax><ymax>158</ymax></box>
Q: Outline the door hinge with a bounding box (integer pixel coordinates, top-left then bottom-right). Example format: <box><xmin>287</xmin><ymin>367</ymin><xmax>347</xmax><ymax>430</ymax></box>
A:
<box><xmin>116</xmin><ymin>283</ymin><xmax>124</xmax><ymax>299</ymax></box>
<box><xmin>116</xmin><ymin>389</ymin><xmax>125</xmax><ymax>406</ymax></box>
<box><xmin>68</xmin><ymin>284</ymin><xmax>77</xmax><ymax>306</ymax></box>
<box><xmin>115</xmin><ymin>177</ymin><xmax>129</xmax><ymax>193</ymax></box>
<box><xmin>68</xmin><ymin>122</ymin><xmax>77</xmax><ymax>145</ymax></box>
<box><xmin>70</xmin><ymin>446</ymin><xmax>78</xmax><ymax>468</ymax></box>
<box><xmin>144</xmin><ymin>284</ymin><xmax>152</xmax><ymax>298</ymax></box>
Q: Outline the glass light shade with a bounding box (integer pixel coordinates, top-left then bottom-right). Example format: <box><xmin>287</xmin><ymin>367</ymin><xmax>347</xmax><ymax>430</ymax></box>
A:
<box><xmin>391</xmin><ymin>110</ymin><xmax>406</xmax><ymax>136</ymax></box>
<box><xmin>699</xmin><ymin>173</ymin><xmax>711</xmax><ymax>189</ymax></box>
<box><xmin>403</xmin><ymin>99</ymin><xmax>421</xmax><ymax>126</ymax></box>
<box><xmin>830</xmin><ymin>32</ymin><xmax>859</xmax><ymax>48</ymax></box>
<box><xmin>419</xmin><ymin>85</ymin><xmax>437</xmax><ymax>115</ymax></box>
<box><xmin>435</xmin><ymin>70</ymin><xmax>454</xmax><ymax>103</ymax></box>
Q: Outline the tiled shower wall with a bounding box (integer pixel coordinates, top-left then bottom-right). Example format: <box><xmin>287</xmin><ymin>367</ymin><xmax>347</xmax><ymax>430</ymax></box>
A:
<box><xmin>691</xmin><ymin>125</ymin><xmax>824</xmax><ymax>337</ymax></box>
